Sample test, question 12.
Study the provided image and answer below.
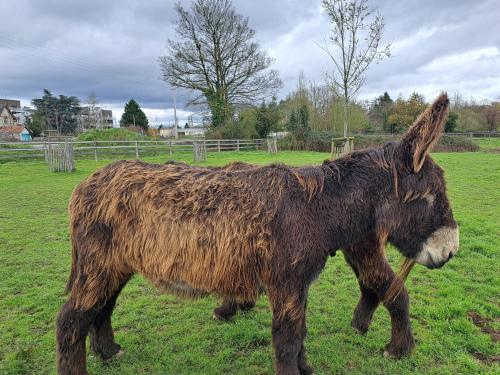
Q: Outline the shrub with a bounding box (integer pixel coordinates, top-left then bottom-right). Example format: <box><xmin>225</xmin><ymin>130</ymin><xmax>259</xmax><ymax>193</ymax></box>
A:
<box><xmin>77</xmin><ymin>128</ymin><xmax>150</xmax><ymax>142</ymax></box>
<box><xmin>278</xmin><ymin>132</ymin><xmax>478</xmax><ymax>153</ymax></box>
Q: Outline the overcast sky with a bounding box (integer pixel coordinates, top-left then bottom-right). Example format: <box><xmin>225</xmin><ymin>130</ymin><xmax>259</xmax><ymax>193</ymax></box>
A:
<box><xmin>1</xmin><ymin>0</ymin><xmax>499</xmax><ymax>125</ymax></box>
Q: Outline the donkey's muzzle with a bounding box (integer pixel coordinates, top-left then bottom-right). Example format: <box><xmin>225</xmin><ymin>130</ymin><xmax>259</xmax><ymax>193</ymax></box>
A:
<box><xmin>415</xmin><ymin>226</ymin><xmax>459</xmax><ymax>269</ymax></box>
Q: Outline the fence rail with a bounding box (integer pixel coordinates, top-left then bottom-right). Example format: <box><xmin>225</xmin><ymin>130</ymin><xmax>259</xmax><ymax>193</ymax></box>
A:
<box><xmin>0</xmin><ymin>139</ymin><xmax>267</xmax><ymax>160</ymax></box>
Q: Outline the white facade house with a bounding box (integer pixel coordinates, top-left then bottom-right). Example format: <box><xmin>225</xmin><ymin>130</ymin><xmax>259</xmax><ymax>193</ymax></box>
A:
<box><xmin>77</xmin><ymin>106</ymin><xmax>114</xmax><ymax>131</ymax></box>
<box><xmin>159</xmin><ymin>126</ymin><xmax>207</xmax><ymax>138</ymax></box>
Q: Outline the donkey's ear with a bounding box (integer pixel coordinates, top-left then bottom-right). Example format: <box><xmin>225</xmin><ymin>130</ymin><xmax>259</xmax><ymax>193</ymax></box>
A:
<box><xmin>395</xmin><ymin>93</ymin><xmax>449</xmax><ymax>173</ymax></box>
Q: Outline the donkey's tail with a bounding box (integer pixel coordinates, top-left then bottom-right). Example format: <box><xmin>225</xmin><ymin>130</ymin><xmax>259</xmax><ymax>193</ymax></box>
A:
<box><xmin>64</xmin><ymin>234</ymin><xmax>78</xmax><ymax>294</ymax></box>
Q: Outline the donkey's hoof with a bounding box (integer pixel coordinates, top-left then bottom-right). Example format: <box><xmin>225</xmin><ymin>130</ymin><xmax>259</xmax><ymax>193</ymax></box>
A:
<box><xmin>213</xmin><ymin>312</ymin><xmax>233</xmax><ymax>322</ymax></box>
<box><xmin>299</xmin><ymin>363</ymin><xmax>314</xmax><ymax>375</ymax></box>
<box><xmin>238</xmin><ymin>301</ymin><xmax>255</xmax><ymax>312</ymax></box>
<box><xmin>104</xmin><ymin>349</ymin><xmax>124</xmax><ymax>363</ymax></box>
<box><xmin>351</xmin><ymin>320</ymin><xmax>369</xmax><ymax>335</ymax></box>
<box><xmin>213</xmin><ymin>307</ymin><xmax>236</xmax><ymax>321</ymax></box>
<box><xmin>382</xmin><ymin>344</ymin><xmax>412</xmax><ymax>359</ymax></box>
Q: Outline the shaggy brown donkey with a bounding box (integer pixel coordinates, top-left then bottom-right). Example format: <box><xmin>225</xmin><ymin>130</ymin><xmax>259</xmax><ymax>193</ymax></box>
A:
<box><xmin>57</xmin><ymin>94</ymin><xmax>459</xmax><ymax>375</ymax></box>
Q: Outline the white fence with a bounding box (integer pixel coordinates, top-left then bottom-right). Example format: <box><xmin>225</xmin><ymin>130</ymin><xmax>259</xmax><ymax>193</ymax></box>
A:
<box><xmin>0</xmin><ymin>139</ymin><xmax>267</xmax><ymax>160</ymax></box>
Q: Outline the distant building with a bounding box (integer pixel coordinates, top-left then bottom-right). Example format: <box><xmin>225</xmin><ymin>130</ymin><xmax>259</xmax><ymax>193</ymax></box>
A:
<box><xmin>0</xmin><ymin>99</ymin><xmax>32</xmax><ymax>125</ymax></box>
<box><xmin>77</xmin><ymin>106</ymin><xmax>114</xmax><ymax>131</ymax></box>
<box><xmin>0</xmin><ymin>99</ymin><xmax>21</xmax><ymax>109</ymax></box>
<box><xmin>12</xmin><ymin>107</ymin><xmax>33</xmax><ymax>125</ymax></box>
<box><xmin>159</xmin><ymin>126</ymin><xmax>207</xmax><ymax>138</ymax></box>
<box><xmin>0</xmin><ymin>125</ymin><xmax>32</xmax><ymax>141</ymax></box>
<box><xmin>0</xmin><ymin>105</ymin><xmax>17</xmax><ymax>127</ymax></box>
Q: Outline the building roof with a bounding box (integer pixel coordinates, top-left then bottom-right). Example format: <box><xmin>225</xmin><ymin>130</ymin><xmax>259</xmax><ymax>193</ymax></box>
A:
<box><xmin>0</xmin><ymin>99</ymin><xmax>21</xmax><ymax>108</ymax></box>
<box><xmin>0</xmin><ymin>125</ymin><xmax>27</xmax><ymax>134</ymax></box>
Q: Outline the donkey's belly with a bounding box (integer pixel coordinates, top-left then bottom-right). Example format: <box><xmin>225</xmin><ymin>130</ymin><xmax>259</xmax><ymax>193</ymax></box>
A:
<box><xmin>154</xmin><ymin>279</ymin><xmax>209</xmax><ymax>299</ymax></box>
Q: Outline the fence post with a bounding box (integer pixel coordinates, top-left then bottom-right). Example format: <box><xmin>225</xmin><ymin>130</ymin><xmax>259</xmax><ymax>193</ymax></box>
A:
<box><xmin>46</xmin><ymin>141</ymin><xmax>75</xmax><ymax>172</ymax></box>
<box><xmin>267</xmin><ymin>137</ymin><xmax>277</xmax><ymax>154</ymax></box>
<box><xmin>93</xmin><ymin>141</ymin><xmax>98</xmax><ymax>162</ymax></box>
<box><xmin>236</xmin><ymin>139</ymin><xmax>240</xmax><ymax>152</ymax></box>
<box><xmin>217</xmin><ymin>140</ymin><xmax>221</xmax><ymax>152</ymax></box>
<box><xmin>256</xmin><ymin>140</ymin><xmax>259</xmax><ymax>151</ymax></box>
<box><xmin>135</xmin><ymin>141</ymin><xmax>139</xmax><ymax>159</ymax></box>
<box><xmin>169</xmin><ymin>140</ymin><xmax>172</xmax><ymax>156</ymax></box>
<box><xmin>193</xmin><ymin>140</ymin><xmax>207</xmax><ymax>162</ymax></box>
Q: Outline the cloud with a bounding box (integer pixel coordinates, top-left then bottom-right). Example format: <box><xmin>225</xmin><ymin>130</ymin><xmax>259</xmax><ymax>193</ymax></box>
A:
<box><xmin>0</xmin><ymin>0</ymin><xmax>498</xmax><ymax>121</ymax></box>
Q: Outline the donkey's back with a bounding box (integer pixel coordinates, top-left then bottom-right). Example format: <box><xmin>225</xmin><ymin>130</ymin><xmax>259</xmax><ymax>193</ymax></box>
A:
<box><xmin>67</xmin><ymin>160</ymin><xmax>294</xmax><ymax>310</ymax></box>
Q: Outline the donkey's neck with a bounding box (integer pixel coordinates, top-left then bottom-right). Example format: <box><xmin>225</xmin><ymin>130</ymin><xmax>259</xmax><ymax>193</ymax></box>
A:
<box><xmin>318</xmin><ymin>159</ymin><xmax>391</xmax><ymax>249</ymax></box>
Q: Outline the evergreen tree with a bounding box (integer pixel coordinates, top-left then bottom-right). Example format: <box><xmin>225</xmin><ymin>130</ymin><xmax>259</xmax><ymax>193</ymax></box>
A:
<box><xmin>445</xmin><ymin>111</ymin><xmax>459</xmax><ymax>133</ymax></box>
<box><xmin>255</xmin><ymin>102</ymin><xmax>271</xmax><ymax>138</ymax></box>
<box><xmin>286</xmin><ymin>104</ymin><xmax>310</xmax><ymax>142</ymax></box>
<box><xmin>31</xmin><ymin>89</ymin><xmax>80</xmax><ymax>134</ymax></box>
<box><xmin>24</xmin><ymin>112</ymin><xmax>44</xmax><ymax>137</ymax></box>
<box><xmin>369</xmin><ymin>92</ymin><xmax>393</xmax><ymax>132</ymax></box>
<box><xmin>120</xmin><ymin>99</ymin><xmax>149</xmax><ymax>130</ymax></box>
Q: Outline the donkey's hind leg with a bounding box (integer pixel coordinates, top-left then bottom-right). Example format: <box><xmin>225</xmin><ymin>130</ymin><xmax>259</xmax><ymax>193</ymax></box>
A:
<box><xmin>57</xmin><ymin>275</ymin><xmax>130</xmax><ymax>374</ymax></box>
<box><xmin>56</xmin><ymin>297</ymin><xmax>99</xmax><ymax>375</ymax></box>
<box><xmin>56</xmin><ymin>222</ymin><xmax>131</xmax><ymax>374</ymax></box>
<box><xmin>89</xmin><ymin>277</ymin><xmax>130</xmax><ymax>361</ymax></box>
<box><xmin>213</xmin><ymin>297</ymin><xmax>256</xmax><ymax>321</ymax></box>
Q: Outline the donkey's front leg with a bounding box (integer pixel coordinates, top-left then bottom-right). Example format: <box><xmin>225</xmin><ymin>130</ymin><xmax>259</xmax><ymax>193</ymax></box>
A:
<box><xmin>344</xmin><ymin>235</ymin><xmax>382</xmax><ymax>334</ymax></box>
<box><xmin>383</xmin><ymin>285</ymin><xmax>414</xmax><ymax>358</ymax></box>
<box><xmin>268</xmin><ymin>285</ymin><xmax>311</xmax><ymax>375</ymax></box>
<box><xmin>351</xmin><ymin>286</ymin><xmax>379</xmax><ymax>334</ymax></box>
<box><xmin>345</xmin><ymin>234</ymin><xmax>414</xmax><ymax>358</ymax></box>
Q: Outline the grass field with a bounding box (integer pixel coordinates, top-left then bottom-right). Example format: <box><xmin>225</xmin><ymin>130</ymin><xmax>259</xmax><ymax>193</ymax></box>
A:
<box><xmin>0</xmin><ymin>149</ymin><xmax>498</xmax><ymax>374</ymax></box>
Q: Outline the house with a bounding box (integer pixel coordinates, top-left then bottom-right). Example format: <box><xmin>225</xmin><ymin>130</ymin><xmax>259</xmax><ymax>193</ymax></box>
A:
<box><xmin>0</xmin><ymin>105</ymin><xmax>17</xmax><ymax>127</ymax></box>
<box><xmin>77</xmin><ymin>106</ymin><xmax>114</xmax><ymax>131</ymax></box>
<box><xmin>0</xmin><ymin>99</ymin><xmax>32</xmax><ymax>125</ymax></box>
<box><xmin>159</xmin><ymin>126</ymin><xmax>207</xmax><ymax>138</ymax></box>
<box><xmin>0</xmin><ymin>99</ymin><xmax>21</xmax><ymax>111</ymax></box>
<box><xmin>0</xmin><ymin>125</ymin><xmax>32</xmax><ymax>141</ymax></box>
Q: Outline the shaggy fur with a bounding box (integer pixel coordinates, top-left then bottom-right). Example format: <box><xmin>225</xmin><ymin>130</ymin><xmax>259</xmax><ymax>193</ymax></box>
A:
<box><xmin>57</xmin><ymin>94</ymin><xmax>458</xmax><ymax>375</ymax></box>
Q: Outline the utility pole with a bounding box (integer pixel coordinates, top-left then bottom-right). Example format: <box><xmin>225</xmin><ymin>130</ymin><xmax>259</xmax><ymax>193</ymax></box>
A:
<box><xmin>173</xmin><ymin>87</ymin><xmax>178</xmax><ymax>139</ymax></box>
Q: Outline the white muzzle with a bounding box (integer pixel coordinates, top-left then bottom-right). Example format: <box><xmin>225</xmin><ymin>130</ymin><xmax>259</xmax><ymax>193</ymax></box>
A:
<box><xmin>415</xmin><ymin>226</ymin><xmax>459</xmax><ymax>269</ymax></box>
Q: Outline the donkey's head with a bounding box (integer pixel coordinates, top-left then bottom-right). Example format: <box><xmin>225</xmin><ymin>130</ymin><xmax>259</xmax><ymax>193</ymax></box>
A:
<box><xmin>380</xmin><ymin>93</ymin><xmax>459</xmax><ymax>269</ymax></box>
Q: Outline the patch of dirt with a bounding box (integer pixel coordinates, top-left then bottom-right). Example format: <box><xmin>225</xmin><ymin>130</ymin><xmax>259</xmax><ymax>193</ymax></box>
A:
<box><xmin>486</xmin><ymin>147</ymin><xmax>500</xmax><ymax>153</ymax></box>
<box><xmin>468</xmin><ymin>311</ymin><xmax>500</xmax><ymax>342</ymax></box>
<box><xmin>471</xmin><ymin>352</ymin><xmax>500</xmax><ymax>365</ymax></box>
<box><xmin>245</xmin><ymin>337</ymin><xmax>270</xmax><ymax>349</ymax></box>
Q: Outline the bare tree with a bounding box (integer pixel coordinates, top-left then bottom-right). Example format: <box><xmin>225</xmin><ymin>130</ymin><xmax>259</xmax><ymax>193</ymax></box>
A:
<box><xmin>83</xmin><ymin>93</ymin><xmax>103</xmax><ymax>130</ymax></box>
<box><xmin>321</xmin><ymin>0</ymin><xmax>391</xmax><ymax>136</ymax></box>
<box><xmin>485</xmin><ymin>102</ymin><xmax>499</xmax><ymax>132</ymax></box>
<box><xmin>159</xmin><ymin>0</ymin><xmax>282</xmax><ymax>127</ymax></box>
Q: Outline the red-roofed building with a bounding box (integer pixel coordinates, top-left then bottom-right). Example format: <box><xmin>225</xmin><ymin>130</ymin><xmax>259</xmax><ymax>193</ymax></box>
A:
<box><xmin>0</xmin><ymin>125</ymin><xmax>32</xmax><ymax>141</ymax></box>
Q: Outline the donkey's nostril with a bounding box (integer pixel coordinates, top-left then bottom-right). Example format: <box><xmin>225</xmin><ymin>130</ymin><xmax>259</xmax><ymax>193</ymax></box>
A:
<box><xmin>448</xmin><ymin>252</ymin><xmax>453</xmax><ymax>260</ymax></box>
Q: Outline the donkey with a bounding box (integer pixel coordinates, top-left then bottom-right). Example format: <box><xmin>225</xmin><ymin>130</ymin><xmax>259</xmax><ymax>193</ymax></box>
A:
<box><xmin>56</xmin><ymin>93</ymin><xmax>459</xmax><ymax>375</ymax></box>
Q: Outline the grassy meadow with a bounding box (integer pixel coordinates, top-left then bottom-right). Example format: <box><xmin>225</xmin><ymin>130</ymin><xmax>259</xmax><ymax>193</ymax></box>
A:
<box><xmin>0</xmin><ymin>148</ymin><xmax>498</xmax><ymax>374</ymax></box>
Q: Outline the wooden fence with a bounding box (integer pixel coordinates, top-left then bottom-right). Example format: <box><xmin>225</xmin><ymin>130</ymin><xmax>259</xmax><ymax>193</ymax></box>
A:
<box><xmin>46</xmin><ymin>141</ymin><xmax>75</xmax><ymax>172</ymax></box>
<box><xmin>0</xmin><ymin>138</ymin><xmax>267</xmax><ymax>161</ymax></box>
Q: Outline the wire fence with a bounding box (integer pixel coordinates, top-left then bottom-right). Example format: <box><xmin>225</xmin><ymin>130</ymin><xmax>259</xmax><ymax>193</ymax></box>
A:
<box><xmin>0</xmin><ymin>138</ymin><xmax>267</xmax><ymax>160</ymax></box>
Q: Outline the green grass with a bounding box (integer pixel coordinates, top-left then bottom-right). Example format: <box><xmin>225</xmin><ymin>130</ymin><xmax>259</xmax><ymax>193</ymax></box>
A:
<box><xmin>473</xmin><ymin>137</ymin><xmax>500</xmax><ymax>151</ymax></box>
<box><xmin>0</xmin><ymin>150</ymin><xmax>498</xmax><ymax>374</ymax></box>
